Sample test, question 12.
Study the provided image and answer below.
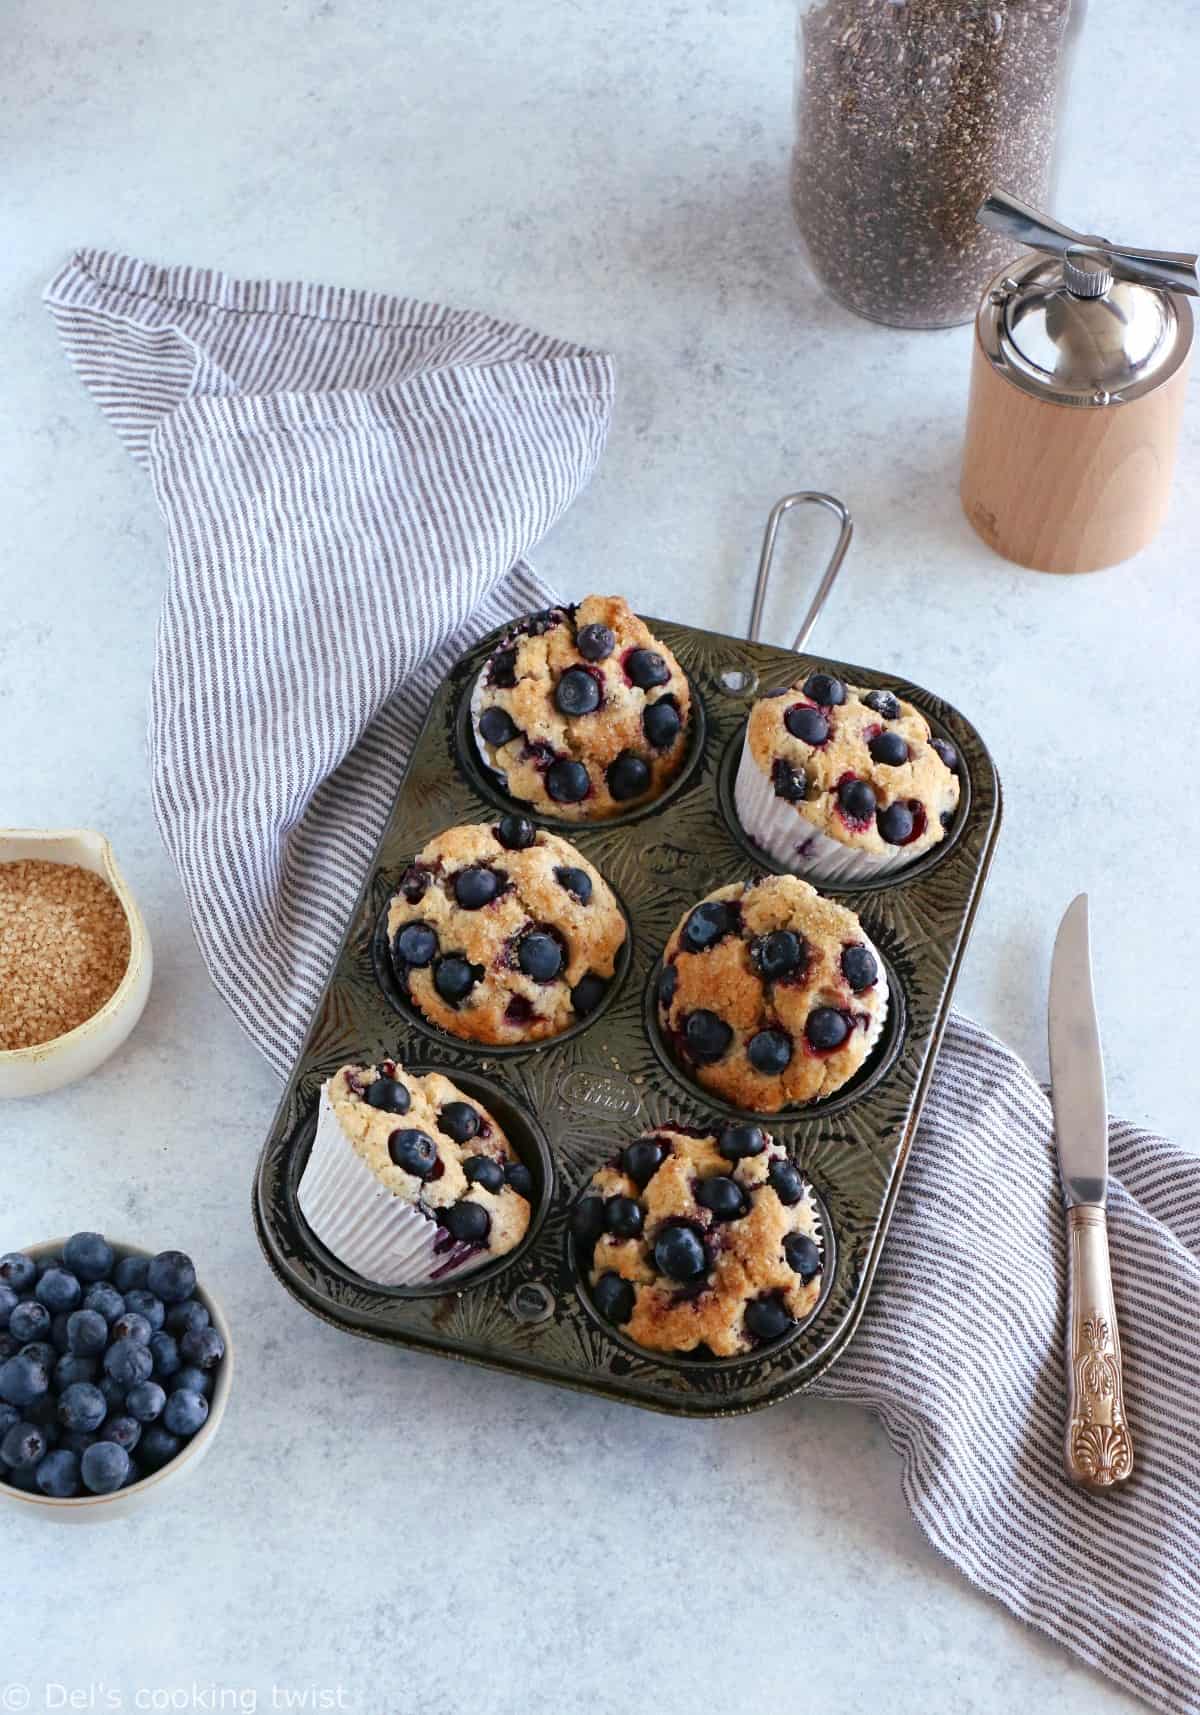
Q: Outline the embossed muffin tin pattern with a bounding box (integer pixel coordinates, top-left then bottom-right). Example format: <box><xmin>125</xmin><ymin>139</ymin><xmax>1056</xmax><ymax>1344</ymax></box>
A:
<box><xmin>254</xmin><ymin>617</ymin><xmax>1001</xmax><ymax>1417</ymax></box>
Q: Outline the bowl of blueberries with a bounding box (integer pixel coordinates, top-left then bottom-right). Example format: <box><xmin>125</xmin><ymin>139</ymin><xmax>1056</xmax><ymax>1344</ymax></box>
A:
<box><xmin>0</xmin><ymin>1232</ymin><xmax>232</xmax><ymax>1518</ymax></box>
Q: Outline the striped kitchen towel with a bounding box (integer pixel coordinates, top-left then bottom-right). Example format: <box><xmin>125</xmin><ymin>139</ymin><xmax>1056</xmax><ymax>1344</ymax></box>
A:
<box><xmin>46</xmin><ymin>250</ymin><xmax>1200</xmax><ymax>1715</ymax></box>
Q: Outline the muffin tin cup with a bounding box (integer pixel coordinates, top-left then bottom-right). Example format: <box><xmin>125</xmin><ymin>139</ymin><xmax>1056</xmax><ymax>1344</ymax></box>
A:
<box><xmin>254</xmin><ymin>615</ymin><xmax>1001</xmax><ymax>1417</ymax></box>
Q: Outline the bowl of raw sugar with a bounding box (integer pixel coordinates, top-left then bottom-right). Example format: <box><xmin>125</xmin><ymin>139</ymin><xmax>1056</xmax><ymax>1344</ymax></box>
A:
<box><xmin>0</xmin><ymin>1234</ymin><xmax>233</xmax><ymax>1520</ymax></box>
<box><xmin>0</xmin><ymin>828</ymin><xmax>152</xmax><ymax>1098</ymax></box>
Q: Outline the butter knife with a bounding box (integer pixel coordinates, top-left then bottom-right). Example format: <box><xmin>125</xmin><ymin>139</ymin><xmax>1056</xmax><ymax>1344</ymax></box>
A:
<box><xmin>1048</xmin><ymin>893</ymin><xmax>1133</xmax><ymax>1493</ymax></box>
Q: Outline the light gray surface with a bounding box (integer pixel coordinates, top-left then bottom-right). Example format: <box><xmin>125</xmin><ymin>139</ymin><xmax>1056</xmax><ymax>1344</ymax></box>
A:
<box><xmin>2</xmin><ymin>2</ymin><xmax>1195</xmax><ymax>1711</ymax></box>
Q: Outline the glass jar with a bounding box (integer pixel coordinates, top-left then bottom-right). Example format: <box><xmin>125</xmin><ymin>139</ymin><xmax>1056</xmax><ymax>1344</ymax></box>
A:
<box><xmin>791</xmin><ymin>0</ymin><xmax>1086</xmax><ymax>329</ymax></box>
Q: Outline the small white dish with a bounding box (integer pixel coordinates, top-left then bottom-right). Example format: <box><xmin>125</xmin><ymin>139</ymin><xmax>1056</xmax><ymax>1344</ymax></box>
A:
<box><xmin>0</xmin><ymin>1238</ymin><xmax>233</xmax><ymax>1521</ymax></box>
<box><xmin>0</xmin><ymin>828</ymin><xmax>152</xmax><ymax>1098</ymax></box>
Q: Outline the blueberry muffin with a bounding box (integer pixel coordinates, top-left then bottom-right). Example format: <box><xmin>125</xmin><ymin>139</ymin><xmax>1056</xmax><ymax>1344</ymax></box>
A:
<box><xmin>298</xmin><ymin>1060</ymin><xmax>533</xmax><ymax>1287</ymax></box>
<box><xmin>386</xmin><ymin>820</ymin><xmax>627</xmax><ymax>1044</ymax></box>
<box><xmin>657</xmin><ymin>874</ymin><xmax>888</xmax><ymax>1111</ymax></box>
<box><xmin>471</xmin><ymin>596</ymin><xmax>691</xmax><ymax>819</ymax></box>
<box><xmin>573</xmin><ymin>1124</ymin><xmax>824</xmax><ymax>1358</ymax></box>
<box><xmin>735</xmin><ymin>669</ymin><xmax>961</xmax><ymax>883</ymax></box>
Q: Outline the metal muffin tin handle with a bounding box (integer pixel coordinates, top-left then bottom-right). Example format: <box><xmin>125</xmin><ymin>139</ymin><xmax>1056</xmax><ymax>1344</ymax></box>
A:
<box><xmin>746</xmin><ymin>493</ymin><xmax>853</xmax><ymax>652</ymax></box>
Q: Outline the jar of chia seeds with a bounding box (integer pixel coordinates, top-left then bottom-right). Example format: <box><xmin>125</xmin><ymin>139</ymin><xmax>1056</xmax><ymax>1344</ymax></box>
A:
<box><xmin>792</xmin><ymin>0</ymin><xmax>1086</xmax><ymax>329</ymax></box>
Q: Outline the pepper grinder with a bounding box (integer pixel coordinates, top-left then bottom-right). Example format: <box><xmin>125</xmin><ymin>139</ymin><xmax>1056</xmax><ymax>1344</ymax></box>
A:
<box><xmin>960</xmin><ymin>191</ymin><xmax>1198</xmax><ymax>573</ymax></box>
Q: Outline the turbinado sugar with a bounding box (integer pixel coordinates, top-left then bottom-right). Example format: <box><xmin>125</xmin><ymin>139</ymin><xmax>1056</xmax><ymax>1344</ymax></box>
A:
<box><xmin>0</xmin><ymin>861</ymin><xmax>131</xmax><ymax>1050</ymax></box>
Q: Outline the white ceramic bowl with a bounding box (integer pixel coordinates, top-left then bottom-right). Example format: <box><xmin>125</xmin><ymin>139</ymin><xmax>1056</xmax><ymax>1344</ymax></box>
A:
<box><xmin>0</xmin><ymin>1238</ymin><xmax>233</xmax><ymax>1521</ymax></box>
<box><xmin>0</xmin><ymin>828</ymin><xmax>152</xmax><ymax>1098</ymax></box>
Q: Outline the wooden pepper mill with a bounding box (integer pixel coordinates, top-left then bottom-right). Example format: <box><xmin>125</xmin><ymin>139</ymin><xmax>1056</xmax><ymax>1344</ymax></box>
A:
<box><xmin>961</xmin><ymin>191</ymin><xmax>1197</xmax><ymax>573</ymax></box>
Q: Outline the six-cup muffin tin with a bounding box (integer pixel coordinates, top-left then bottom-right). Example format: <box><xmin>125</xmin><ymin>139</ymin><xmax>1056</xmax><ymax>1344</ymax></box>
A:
<box><xmin>253</xmin><ymin>616</ymin><xmax>1002</xmax><ymax>1417</ymax></box>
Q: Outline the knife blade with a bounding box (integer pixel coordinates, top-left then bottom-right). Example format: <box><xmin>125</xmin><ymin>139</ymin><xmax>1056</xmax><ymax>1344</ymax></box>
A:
<box><xmin>1047</xmin><ymin>893</ymin><xmax>1133</xmax><ymax>1492</ymax></box>
<box><xmin>1048</xmin><ymin>893</ymin><xmax>1108</xmax><ymax>1207</ymax></box>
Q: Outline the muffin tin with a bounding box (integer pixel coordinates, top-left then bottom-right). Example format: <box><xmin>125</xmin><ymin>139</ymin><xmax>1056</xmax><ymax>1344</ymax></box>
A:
<box><xmin>253</xmin><ymin>614</ymin><xmax>1001</xmax><ymax>1417</ymax></box>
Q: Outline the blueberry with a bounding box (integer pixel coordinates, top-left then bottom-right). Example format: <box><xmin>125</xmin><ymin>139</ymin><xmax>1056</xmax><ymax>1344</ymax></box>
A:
<box><xmin>877</xmin><ymin>801</ymin><xmax>915</xmax><ymax>845</ymax></box>
<box><xmin>111</xmin><ymin>1312</ymin><xmax>153</xmax><ymax>1347</ymax></box>
<box><xmin>163</xmin><ymin>1388</ymin><xmax>210</xmax><ymax>1439</ymax></box>
<box><xmin>57</xmin><ymin>1428</ymin><xmax>97</xmax><ymax>1456</ymax></box>
<box><xmin>81</xmin><ymin>1441</ymin><xmax>130</xmax><ymax>1494</ymax></box>
<box><xmin>138</xmin><ymin>1425</ymin><xmax>182</xmax><ymax>1470</ymax></box>
<box><xmin>806</xmin><ymin>1007</ymin><xmax>851</xmax><ymax>1052</ymax></box>
<box><xmin>399</xmin><ymin>864</ymin><xmax>432</xmax><ymax>904</ymax></box>
<box><xmin>147</xmin><ymin>1252</ymin><xmax>197</xmax><ymax>1306</ymax></box>
<box><xmin>695</xmin><ymin>1176</ymin><xmax>747</xmax><ymax>1221</ymax></box>
<box><xmin>123</xmin><ymin>1291</ymin><xmax>165</xmax><ymax>1332</ymax></box>
<box><xmin>164</xmin><ymin>1299</ymin><xmax>209</xmax><ymax>1337</ymax></box>
<box><xmin>546</xmin><ymin>758</ymin><xmax>591</xmax><ymax>804</ymax></box>
<box><xmin>784</xmin><ymin>1232</ymin><xmax>822</xmax><ymax>1282</ymax></box>
<box><xmin>98</xmin><ymin>1377</ymin><xmax>127</xmax><ymax>1415</ymax></box>
<box><xmin>463</xmin><ymin>1156</ymin><xmax>504</xmax><ymax>1193</ymax></box>
<box><xmin>62</xmin><ymin>1232</ymin><xmax>115</xmax><ymax>1284</ymax></box>
<box><xmin>930</xmin><ymin>737</ymin><xmax>959</xmax><ymax>773</ymax></box>
<box><xmin>35</xmin><ymin>1448</ymin><xmax>81</xmax><ymax>1497</ymax></box>
<box><xmin>577</xmin><ymin>622</ymin><xmax>615</xmax><ymax>662</ymax></box>
<box><xmin>83</xmin><ymin>1283</ymin><xmax>125</xmax><ymax>1325</ymax></box>
<box><xmin>479</xmin><ymin>706</ymin><xmax>519</xmax><ymax>748</ymax></box>
<box><xmin>622</xmin><ymin>1139</ymin><xmax>667</xmax><ymax>1189</ymax></box>
<box><xmin>35</xmin><ymin>1268</ymin><xmax>81</xmax><ymax>1314</ymax></box>
<box><xmin>66</xmin><ymin>1310</ymin><xmax>108</xmax><ymax>1357</ymax></box>
<box><xmin>683</xmin><ymin>1010</ymin><xmax>732</xmax><ymax>1064</ymax></box>
<box><xmin>54</xmin><ymin>1354</ymin><xmax>98</xmax><ymax>1390</ymax></box>
<box><xmin>126</xmin><ymin>1382</ymin><xmax>167</xmax><ymax>1424</ymax></box>
<box><xmin>50</xmin><ymin>1312</ymin><xmax>73</xmax><ymax>1354</ymax></box>
<box><xmin>869</xmin><ymin>731</ymin><xmax>909</xmax><ymax>767</ymax></box>
<box><xmin>653</xmin><ymin>1225</ymin><xmax>708</xmax><ymax>1283</ymax></box>
<box><xmin>771</xmin><ymin>759</ymin><xmax>809</xmax><ymax>803</ymax></box>
<box><xmin>114</xmin><ymin>1256</ymin><xmax>149</xmax><ymax>1293</ymax></box>
<box><xmin>388</xmin><ymin>1129</ymin><xmax>438</xmax><ymax>1179</ymax></box>
<box><xmin>606</xmin><ymin>751</ymin><xmax>651</xmax><ymax>801</ymax></box>
<box><xmin>719</xmin><ymin>1125</ymin><xmax>767</xmax><ymax>1161</ymax></box>
<box><xmin>680</xmin><ymin>901</ymin><xmax>734</xmax><ymax>954</ymax></box>
<box><xmin>518</xmin><ymin>930</ymin><xmax>563</xmax><ymax>982</ymax></box>
<box><xmin>769</xmin><ymin>1159</ymin><xmax>805</xmax><ymax>1206</ymax></box>
<box><xmin>433</xmin><ymin>955</ymin><xmax>480</xmax><ymax>1006</ymax></box>
<box><xmin>785</xmin><ymin>705</ymin><xmax>830</xmax><ymax>745</ymax></box>
<box><xmin>4</xmin><ymin>1466</ymin><xmax>39</xmax><ymax>1492</ymax></box>
<box><xmin>747</xmin><ymin>1030</ymin><xmax>793</xmax><ymax>1075</ymax></box>
<box><xmin>1</xmin><ymin>1421</ymin><xmax>47</xmax><ymax>1469</ymax></box>
<box><xmin>605</xmin><ymin>1196</ymin><xmax>643</xmax><ymax>1239</ymax></box>
<box><xmin>657</xmin><ymin>963</ymin><xmax>678</xmax><ymax>1010</ymax></box>
<box><xmin>0</xmin><ymin>1403</ymin><xmax>19</xmax><ymax>1440</ymax></box>
<box><xmin>505</xmin><ymin>1162</ymin><xmax>533</xmax><ymax>1199</ymax></box>
<box><xmin>36</xmin><ymin>1255</ymin><xmax>63</xmax><ymax>1278</ymax></box>
<box><xmin>439</xmin><ymin>1102</ymin><xmax>481</xmax><ymax>1144</ymax></box>
<box><xmin>57</xmin><ymin>1382</ymin><xmax>107</xmax><ymax>1433</ymax></box>
<box><xmin>555</xmin><ymin>667</ymin><xmax>602</xmax><ymax>717</ymax></box>
<box><xmin>802</xmin><ymin>672</ymin><xmax>845</xmax><ymax>707</ymax></box>
<box><xmin>643</xmin><ymin>699</ymin><xmax>681</xmax><ymax>749</ymax></box>
<box><xmin>554</xmin><ymin>865</ymin><xmax>592</xmax><ymax>905</ymax></box>
<box><xmin>571</xmin><ymin>1197</ymin><xmax>607</xmax><ymax>1244</ymax></box>
<box><xmin>171</xmin><ymin>1367</ymin><xmax>212</xmax><ymax>1400</ymax></box>
<box><xmin>358</xmin><ymin>1081</ymin><xmax>408</xmax><ymax>1128</ymax></box>
<box><xmin>9</xmin><ymin>1301</ymin><xmax>50</xmax><ymax>1345</ymax></box>
<box><xmin>863</xmin><ymin>688</ymin><xmax>900</xmax><ymax>719</ymax></box>
<box><xmin>0</xmin><ymin>1254</ymin><xmax>36</xmax><ymax>1293</ymax></box>
<box><xmin>626</xmin><ymin>649</ymin><xmax>670</xmax><ymax>690</ymax></box>
<box><xmin>496</xmin><ymin>813</ymin><xmax>536</xmax><ymax>850</ymax></box>
<box><xmin>99</xmin><ymin>1416</ymin><xmax>141</xmax><ymax>1452</ymax></box>
<box><xmin>744</xmin><ymin>1295</ymin><xmax>795</xmax><ymax>1343</ymax></box>
<box><xmin>837</xmin><ymin>778</ymin><xmax>877</xmax><ymax>822</ymax></box>
<box><xmin>0</xmin><ymin>1335</ymin><xmax>16</xmax><ymax>1364</ymax></box>
<box><xmin>455</xmin><ymin>866</ymin><xmax>500</xmax><ymax>910</ymax></box>
<box><xmin>103</xmin><ymin>1340</ymin><xmax>153</xmax><ymax>1390</ymax></box>
<box><xmin>592</xmin><ymin>1272</ymin><xmax>635</xmax><ymax>1325</ymax></box>
<box><xmin>394</xmin><ymin>922</ymin><xmax>438</xmax><ymax>968</ymax></box>
<box><xmin>149</xmin><ymin>1332</ymin><xmax>182</xmax><ymax>1379</ymax></box>
<box><xmin>20</xmin><ymin>1341</ymin><xmax>55</xmax><ymax>1371</ymax></box>
<box><xmin>751</xmin><ymin>930</ymin><xmax>805</xmax><ymax>982</ymax></box>
<box><xmin>441</xmin><ymin>1202</ymin><xmax>491</xmax><ymax>1245</ymax></box>
<box><xmin>488</xmin><ymin>646</ymin><xmax>518</xmax><ymax>688</ymax></box>
<box><xmin>841</xmin><ymin>944</ymin><xmax>878</xmax><ymax>991</ymax></box>
<box><xmin>571</xmin><ymin>974</ymin><xmax>607</xmax><ymax>1017</ymax></box>
<box><xmin>180</xmin><ymin>1326</ymin><xmax>224</xmax><ymax>1372</ymax></box>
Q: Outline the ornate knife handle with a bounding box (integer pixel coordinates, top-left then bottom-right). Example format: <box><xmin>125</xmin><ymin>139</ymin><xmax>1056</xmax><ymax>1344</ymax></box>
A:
<box><xmin>1064</xmin><ymin>1205</ymin><xmax>1133</xmax><ymax>1493</ymax></box>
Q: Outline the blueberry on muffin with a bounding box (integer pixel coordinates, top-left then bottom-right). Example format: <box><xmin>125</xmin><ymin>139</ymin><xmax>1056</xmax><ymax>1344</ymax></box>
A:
<box><xmin>298</xmin><ymin>1061</ymin><xmax>533</xmax><ymax>1287</ymax></box>
<box><xmin>657</xmin><ymin>874</ymin><xmax>888</xmax><ymax>1111</ymax></box>
<box><xmin>470</xmin><ymin>596</ymin><xmax>691</xmax><ymax>819</ymax></box>
<box><xmin>735</xmin><ymin>671</ymin><xmax>961</xmax><ymax>882</ymax></box>
<box><xmin>574</xmin><ymin>1124</ymin><xmax>823</xmax><ymax>1357</ymax></box>
<box><xmin>386</xmin><ymin>822</ymin><xmax>626</xmax><ymax>1044</ymax></box>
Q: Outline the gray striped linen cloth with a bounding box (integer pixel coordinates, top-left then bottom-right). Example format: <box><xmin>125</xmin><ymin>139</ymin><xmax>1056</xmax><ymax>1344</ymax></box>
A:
<box><xmin>46</xmin><ymin>250</ymin><xmax>1200</xmax><ymax>1715</ymax></box>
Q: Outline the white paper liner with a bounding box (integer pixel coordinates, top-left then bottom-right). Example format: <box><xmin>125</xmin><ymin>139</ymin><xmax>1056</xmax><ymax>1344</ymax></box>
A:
<box><xmin>470</xmin><ymin>663</ymin><xmax>514</xmax><ymax>794</ymax></box>
<box><xmin>297</xmin><ymin>1090</ymin><xmax>487</xmax><ymax>1288</ymax></box>
<box><xmin>733</xmin><ymin>738</ymin><xmax>918</xmax><ymax>886</ymax></box>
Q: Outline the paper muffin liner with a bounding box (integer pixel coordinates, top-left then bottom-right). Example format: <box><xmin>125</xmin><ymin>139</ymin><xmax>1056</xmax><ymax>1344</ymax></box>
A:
<box><xmin>297</xmin><ymin>1090</ymin><xmax>487</xmax><ymax>1288</ymax></box>
<box><xmin>733</xmin><ymin>737</ymin><xmax>917</xmax><ymax>886</ymax></box>
<box><xmin>470</xmin><ymin>664</ymin><xmax>514</xmax><ymax>794</ymax></box>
